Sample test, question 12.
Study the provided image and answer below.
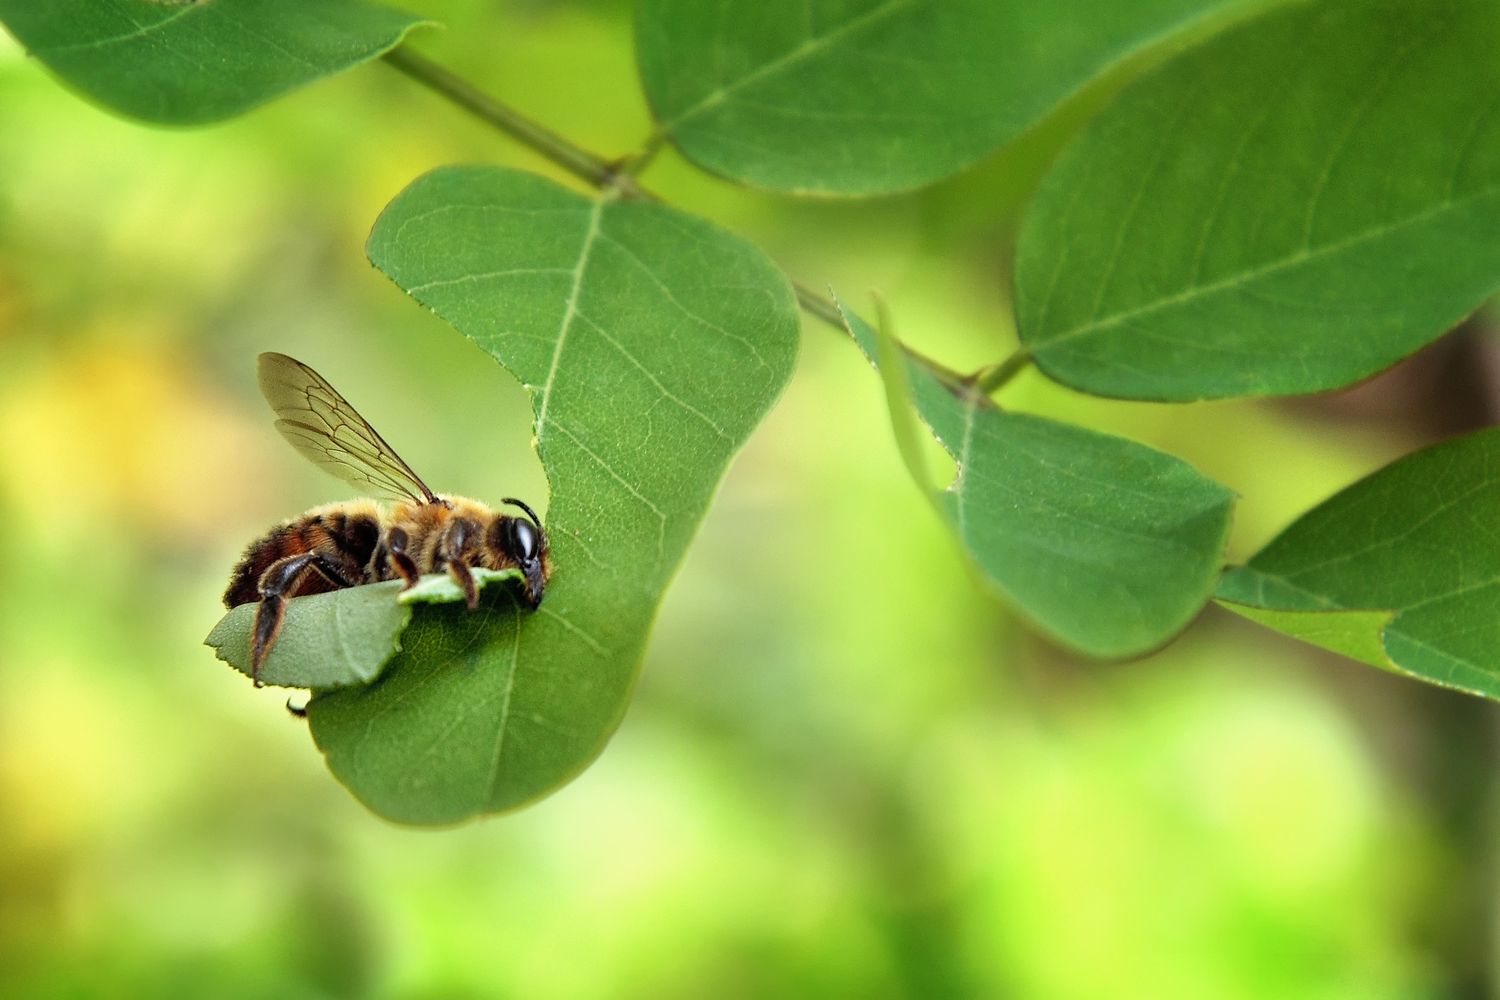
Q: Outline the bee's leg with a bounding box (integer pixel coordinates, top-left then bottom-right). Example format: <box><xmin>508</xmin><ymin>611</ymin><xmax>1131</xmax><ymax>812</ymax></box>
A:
<box><xmin>385</xmin><ymin>527</ymin><xmax>421</xmax><ymax>589</ymax></box>
<box><xmin>437</xmin><ymin>518</ymin><xmax>479</xmax><ymax>610</ymax></box>
<box><xmin>252</xmin><ymin>552</ymin><xmax>355</xmax><ymax>686</ymax></box>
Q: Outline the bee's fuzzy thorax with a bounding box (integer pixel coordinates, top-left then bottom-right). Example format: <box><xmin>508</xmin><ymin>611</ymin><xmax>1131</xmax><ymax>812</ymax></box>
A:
<box><xmin>305</xmin><ymin>498</ymin><xmax>384</xmax><ymax>522</ymax></box>
<box><xmin>388</xmin><ymin>497</ymin><xmax>481</xmax><ymax>575</ymax></box>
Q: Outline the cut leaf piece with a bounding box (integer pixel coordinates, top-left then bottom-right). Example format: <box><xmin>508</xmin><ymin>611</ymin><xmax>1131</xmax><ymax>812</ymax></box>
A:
<box><xmin>207</xmin><ymin>581</ymin><xmax>407</xmax><ymax>690</ymax></box>
<box><xmin>0</xmin><ymin>0</ymin><xmax>427</xmax><ymax>125</ymax></box>
<box><xmin>636</xmin><ymin>0</ymin><xmax>1261</xmax><ymax>196</ymax></box>
<box><xmin>204</xmin><ymin>569</ymin><xmax>522</xmax><ymax>690</ymax></box>
<box><xmin>839</xmin><ymin>299</ymin><xmax>1235</xmax><ymax>657</ymax></box>
<box><xmin>1217</xmin><ymin>604</ymin><xmax>1397</xmax><ymax>673</ymax></box>
<box><xmin>316</xmin><ymin>166</ymin><xmax>798</xmax><ymax>824</ymax></box>
<box><xmin>1218</xmin><ymin>428</ymin><xmax>1500</xmax><ymax>699</ymax></box>
<box><xmin>398</xmin><ymin>567</ymin><xmax>524</xmax><ymax>606</ymax></box>
<box><xmin>1016</xmin><ymin>0</ymin><xmax>1500</xmax><ymax>400</ymax></box>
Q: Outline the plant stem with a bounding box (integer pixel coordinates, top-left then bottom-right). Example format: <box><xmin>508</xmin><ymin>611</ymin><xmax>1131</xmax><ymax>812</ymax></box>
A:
<box><xmin>381</xmin><ymin>42</ymin><xmax>965</xmax><ymax>385</ymax></box>
<box><xmin>382</xmin><ymin>47</ymin><xmax>617</xmax><ymax>190</ymax></box>
<box><xmin>792</xmin><ymin>282</ymin><xmax>969</xmax><ymax>384</ymax></box>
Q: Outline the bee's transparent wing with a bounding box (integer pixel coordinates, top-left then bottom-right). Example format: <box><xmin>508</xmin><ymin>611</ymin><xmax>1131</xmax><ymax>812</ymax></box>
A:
<box><xmin>257</xmin><ymin>352</ymin><xmax>438</xmax><ymax>505</ymax></box>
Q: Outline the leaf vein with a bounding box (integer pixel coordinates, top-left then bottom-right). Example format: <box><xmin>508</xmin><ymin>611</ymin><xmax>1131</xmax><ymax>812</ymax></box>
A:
<box><xmin>484</xmin><ymin>602</ymin><xmax>523</xmax><ymax>801</ymax></box>
<box><xmin>660</xmin><ymin>0</ymin><xmax>914</xmax><ymax>131</ymax></box>
<box><xmin>1039</xmin><ymin>190</ymin><xmax>1498</xmax><ymax>350</ymax></box>
<box><xmin>595</xmin><ymin>231</ymin><xmax>774</xmax><ymax>373</ymax></box>
<box><xmin>538</xmin><ymin>607</ymin><xmax>609</xmax><ymax>656</ymax></box>
<box><xmin>37</xmin><ymin>5</ymin><xmax>198</xmax><ymax>55</ymax></box>
<box><xmin>537</xmin><ymin>198</ymin><xmax>605</xmax><ymax>436</ymax></box>
<box><xmin>574</xmin><ymin>309</ymin><xmax>733</xmax><ymax>441</ymax></box>
<box><xmin>548</xmin><ymin>419</ymin><xmax>667</xmax><ymax>558</ymax></box>
<box><xmin>405</xmin><ymin>267</ymin><xmax>574</xmax><ymax>295</ymax></box>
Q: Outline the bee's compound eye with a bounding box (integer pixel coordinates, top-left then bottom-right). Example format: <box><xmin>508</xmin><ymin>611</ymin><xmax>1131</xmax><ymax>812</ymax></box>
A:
<box><xmin>506</xmin><ymin>517</ymin><xmax>540</xmax><ymax>561</ymax></box>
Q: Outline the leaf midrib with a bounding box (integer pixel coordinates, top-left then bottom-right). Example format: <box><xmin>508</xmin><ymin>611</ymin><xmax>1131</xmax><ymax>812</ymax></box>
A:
<box><xmin>484</xmin><ymin>602</ymin><xmax>522</xmax><ymax>805</ymax></box>
<box><xmin>660</xmin><ymin>0</ymin><xmax>914</xmax><ymax>131</ymax></box>
<box><xmin>1032</xmin><ymin>185</ymin><xmax>1500</xmax><ymax>351</ymax></box>
<box><xmin>536</xmin><ymin>197</ymin><xmax>605</xmax><ymax>434</ymax></box>
<box><xmin>37</xmin><ymin>3</ymin><xmax>197</xmax><ymax>55</ymax></box>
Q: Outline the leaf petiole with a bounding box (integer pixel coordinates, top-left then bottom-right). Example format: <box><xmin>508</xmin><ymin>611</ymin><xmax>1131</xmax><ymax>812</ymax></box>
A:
<box><xmin>970</xmin><ymin>349</ymin><xmax>1033</xmax><ymax>396</ymax></box>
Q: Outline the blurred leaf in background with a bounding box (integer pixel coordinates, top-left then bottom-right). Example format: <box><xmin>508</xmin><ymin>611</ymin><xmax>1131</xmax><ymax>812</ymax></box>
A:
<box><xmin>0</xmin><ymin>2</ymin><xmax>1494</xmax><ymax>998</ymax></box>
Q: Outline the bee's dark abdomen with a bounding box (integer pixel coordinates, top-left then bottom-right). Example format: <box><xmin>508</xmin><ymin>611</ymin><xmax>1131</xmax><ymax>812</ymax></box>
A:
<box><xmin>225</xmin><ymin>523</ymin><xmax>306</xmax><ymax>608</ymax></box>
<box><xmin>320</xmin><ymin>509</ymin><xmax>382</xmax><ymax>567</ymax></box>
<box><xmin>225</xmin><ymin>552</ymin><xmax>263</xmax><ymax>607</ymax></box>
<box><xmin>223</xmin><ymin>509</ymin><xmax>382</xmax><ymax>608</ymax></box>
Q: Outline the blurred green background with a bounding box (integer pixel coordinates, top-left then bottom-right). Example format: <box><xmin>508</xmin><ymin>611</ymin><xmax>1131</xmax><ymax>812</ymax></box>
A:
<box><xmin>1</xmin><ymin>2</ymin><xmax>1497</xmax><ymax>997</ymax></box>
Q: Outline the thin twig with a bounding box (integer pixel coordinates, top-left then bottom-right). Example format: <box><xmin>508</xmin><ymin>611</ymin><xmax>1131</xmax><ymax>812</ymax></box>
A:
<box><xmin>382</xmin><ymin>42</ymin><xmax>973</xmax><ymax>385</ymax></box>
<box><xmin>383</xmin><ymin>47</ymin><xmax>617</xmax><ymax>189</ymax></box>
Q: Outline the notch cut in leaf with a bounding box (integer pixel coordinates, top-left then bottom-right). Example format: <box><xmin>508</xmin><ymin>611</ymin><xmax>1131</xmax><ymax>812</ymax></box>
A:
<box><xmin>205</xmin><ymin>568</ymin><xmax>524</xmax><ymax>690</ymax></box>
<box><xmin>1217</xmin><ymin>427</ymin><xmax>1500</xmax><ymax>700</ymax></box>
<box><xmin>0</xmin><ymin>0</ymin><xmax>428</xmax><ymax>125</ymax></box>
<box><xmin>1217</xmin><ymin>605</ymin><xmax>1398</xmax><ymax>674</ymax></box>
<box><xmin>837</xmin><ymin>297</ymin><xmax>1235</xmax><ymax>658</ymax></box>
<box><xmin>867</xmin><ymin>296</ymin><xmax>941</xmax><ymax>504</ymax></box>
<box><xmin>308</xmin><ymin>165</ymin><xmax>798</xmax><ymax>825</ymax></box>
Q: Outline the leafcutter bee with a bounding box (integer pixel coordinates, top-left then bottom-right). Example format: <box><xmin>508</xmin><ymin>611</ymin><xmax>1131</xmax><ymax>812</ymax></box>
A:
<box><xmin>225</xmin><ymin>352</ymin><xmax>551</xmax><ymax>685</ymax></box>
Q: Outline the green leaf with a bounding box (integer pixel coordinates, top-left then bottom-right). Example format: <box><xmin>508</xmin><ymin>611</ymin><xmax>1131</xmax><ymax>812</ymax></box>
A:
<box><xmin>0</xmin><ymin>0</ymin><xmax>427</xmax><ymax>125</ymax></box>
<box><xmin>867</xmin><ymin>298</ymin><xmax>939</xmax><ymax>501</ymax></box>
<box><xmin>1217</xmin><ymin>605</ymin><xmax>1397</xmax><ymax>673</ymax></box>
<box><xmin>838</xmin><ymin>299</ymin><xmax>1235</xmax><ymax>657</ymax></box>
<box><xmin>311</xmin><ymin>166</ymin><xmax>798</xmax><ymax>824</ymax></box>
<box><xmin>204</xmin><ymin>568</ymin><xmax>524</xmax><ymax>690</ymax></box>
<box><xmin>397</xmin><ymin>567</ymin><xmax>525</xmax><ymax>607</ymax></box>
<box><xmin>207</xmin><ymin>581</ymin><xmax>408</xmax><ymax>690</ymax></box>
<box><xmin>1218</xmin><ymin>428</ymin><xmax>1500</xmax><ymax>699</ymax></box>
<box><xmin>1016</xmin><ymin>0</ymin><xmax>1500</xmax><ymax>400</ymax></box>
<box><xmin>635</xmin><ymin>0</ymin><xmax>1264</xmax><ymax>196</ymax></box>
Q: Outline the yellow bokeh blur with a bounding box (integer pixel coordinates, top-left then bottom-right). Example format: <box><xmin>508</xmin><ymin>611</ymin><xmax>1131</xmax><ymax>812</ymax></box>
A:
<box><xmin>0</xmin><ymin>4</ymin><xmax>1493</xmax><ymax>998</ymax></box>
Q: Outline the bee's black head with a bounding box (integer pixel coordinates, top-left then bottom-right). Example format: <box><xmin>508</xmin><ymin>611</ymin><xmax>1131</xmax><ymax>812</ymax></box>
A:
<box><xmin>496</xmin><ymin>497</ymin><xmax>549</xmax><ymax>607</ymax></box>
